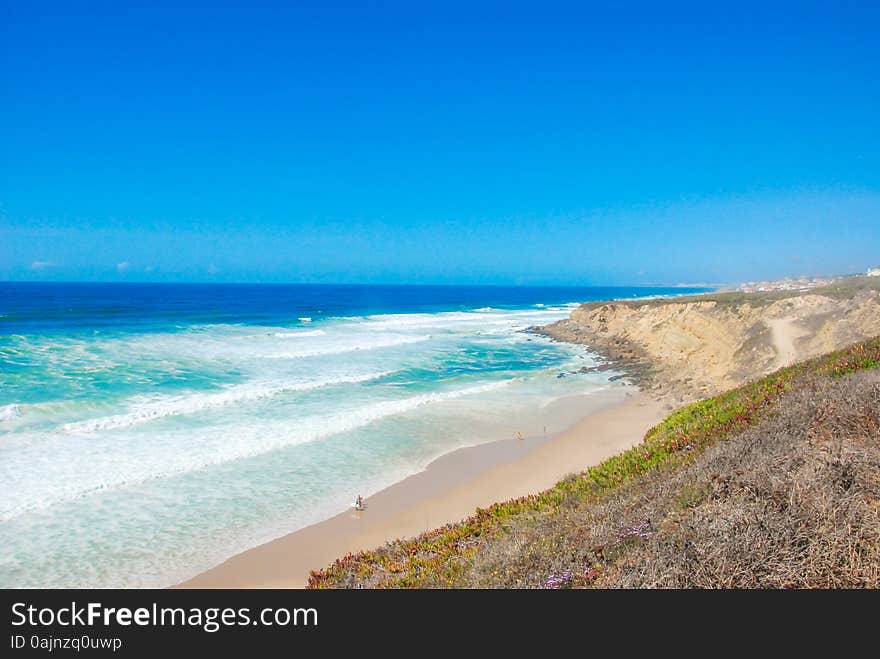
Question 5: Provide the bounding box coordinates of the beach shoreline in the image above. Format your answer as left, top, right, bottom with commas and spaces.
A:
179, 387, 665, 589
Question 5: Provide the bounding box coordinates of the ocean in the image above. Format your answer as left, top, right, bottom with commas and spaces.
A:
0, 282, 710, 587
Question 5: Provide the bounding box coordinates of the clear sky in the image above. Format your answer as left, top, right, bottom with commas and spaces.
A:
2, 1, 878, 285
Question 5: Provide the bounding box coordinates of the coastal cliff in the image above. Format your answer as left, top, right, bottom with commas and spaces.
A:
535, 276, 880, 402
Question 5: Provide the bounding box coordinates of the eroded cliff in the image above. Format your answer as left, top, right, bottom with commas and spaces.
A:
536, 276, 880, 402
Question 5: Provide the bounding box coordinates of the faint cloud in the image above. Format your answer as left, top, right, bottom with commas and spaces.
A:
144, 265, 154, 273
207, 264, 219, 275
116, 261, 130, 272
30, 261, 56, 270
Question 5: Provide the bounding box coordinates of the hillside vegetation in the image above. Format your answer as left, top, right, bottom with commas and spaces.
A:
309, 337, 880, 588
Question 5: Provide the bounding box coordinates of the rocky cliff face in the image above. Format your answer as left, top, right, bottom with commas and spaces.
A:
536, 280, 880, 403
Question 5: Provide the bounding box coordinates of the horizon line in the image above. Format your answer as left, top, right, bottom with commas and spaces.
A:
0, 279, 725, 289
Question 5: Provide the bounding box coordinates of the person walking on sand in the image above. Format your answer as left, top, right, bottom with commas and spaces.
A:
516, 431, 523, 441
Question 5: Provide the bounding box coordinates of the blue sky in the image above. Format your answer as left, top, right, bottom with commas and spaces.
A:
2, 1, 878, 285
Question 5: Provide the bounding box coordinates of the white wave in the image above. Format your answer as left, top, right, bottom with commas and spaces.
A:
360, 314, 508, 331
359, 308, 574, 332
0, 403, 22, 422
272, 330, 325, 338
360, 312, 484, 329
298, 317, 312, 323
62, 371, 393, 434
263, 334, 430, 359
62, 308, 569, 365
1, 379, 515, 520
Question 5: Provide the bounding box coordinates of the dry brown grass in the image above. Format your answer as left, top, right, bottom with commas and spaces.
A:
602, 371, 880, 588
458, 370, 880, 588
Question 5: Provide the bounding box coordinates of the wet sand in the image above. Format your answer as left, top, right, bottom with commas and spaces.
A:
180, 389, 665, 588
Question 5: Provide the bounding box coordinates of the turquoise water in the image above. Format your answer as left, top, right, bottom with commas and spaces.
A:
0, 283, 709, 587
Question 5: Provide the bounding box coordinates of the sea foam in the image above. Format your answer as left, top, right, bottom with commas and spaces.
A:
0, 403, 22, 422
262, 333, 430, 359
2, 379, 516, 521
61, 371, 393, 434
272, 330, 325, 338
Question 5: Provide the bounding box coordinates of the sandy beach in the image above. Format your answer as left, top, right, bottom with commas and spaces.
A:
180, 388, 665, 588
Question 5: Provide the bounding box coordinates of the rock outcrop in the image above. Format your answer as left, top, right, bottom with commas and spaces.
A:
535, 277, 880, 402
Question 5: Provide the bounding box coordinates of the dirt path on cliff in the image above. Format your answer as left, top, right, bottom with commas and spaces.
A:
766, 317, 809, 370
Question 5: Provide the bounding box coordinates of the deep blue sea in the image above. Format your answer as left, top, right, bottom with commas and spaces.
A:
0, 282, 710, 587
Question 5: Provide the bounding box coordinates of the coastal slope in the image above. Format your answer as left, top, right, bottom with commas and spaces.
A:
535, 276, 880, 402
309, 337, 880, 588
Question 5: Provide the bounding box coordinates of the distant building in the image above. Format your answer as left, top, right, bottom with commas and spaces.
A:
737, 275, 835, 293
867, 266, 880, 277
